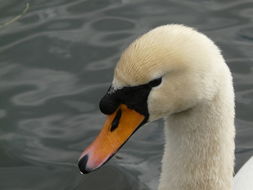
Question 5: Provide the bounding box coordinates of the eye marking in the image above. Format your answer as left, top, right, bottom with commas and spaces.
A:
149, 77, 162, 87
100, 77, 162, 117
110, 109, 122, 132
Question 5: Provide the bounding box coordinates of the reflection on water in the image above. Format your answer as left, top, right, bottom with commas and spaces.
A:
0, 0, 253, 189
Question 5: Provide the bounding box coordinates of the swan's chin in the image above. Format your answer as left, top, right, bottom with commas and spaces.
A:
78, 104, 146, 174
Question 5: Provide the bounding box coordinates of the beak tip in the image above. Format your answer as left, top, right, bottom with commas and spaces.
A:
78, 154, 91, 174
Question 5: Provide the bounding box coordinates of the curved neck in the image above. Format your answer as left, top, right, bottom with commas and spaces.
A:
158, 88, 235, 190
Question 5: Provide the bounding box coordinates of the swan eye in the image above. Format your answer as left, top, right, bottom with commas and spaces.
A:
99, 78, 161, 116
149, 77, 162, 87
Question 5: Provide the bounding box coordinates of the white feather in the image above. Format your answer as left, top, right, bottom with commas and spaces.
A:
233, 156, 253, 190
112, 24, 252, 190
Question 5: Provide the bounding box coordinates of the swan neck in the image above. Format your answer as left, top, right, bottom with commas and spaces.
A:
158, 92, 235, 190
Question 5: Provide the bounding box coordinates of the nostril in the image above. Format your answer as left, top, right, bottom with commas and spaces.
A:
110, 109, 122, 132
78, 155, 90, 174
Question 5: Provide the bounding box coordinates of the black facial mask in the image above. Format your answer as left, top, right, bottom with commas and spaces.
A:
99, 77, 162, 120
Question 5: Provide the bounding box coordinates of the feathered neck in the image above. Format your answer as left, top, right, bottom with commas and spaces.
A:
158, 78, 235, 190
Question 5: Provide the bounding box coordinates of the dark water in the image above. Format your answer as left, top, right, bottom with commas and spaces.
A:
0, 0, 253, 189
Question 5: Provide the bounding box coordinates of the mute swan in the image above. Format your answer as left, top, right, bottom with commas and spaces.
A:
78, 24, 253, 190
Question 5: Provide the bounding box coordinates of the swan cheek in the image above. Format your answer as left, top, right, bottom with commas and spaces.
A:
147, 88, 175, 121
78, 104, 145, 174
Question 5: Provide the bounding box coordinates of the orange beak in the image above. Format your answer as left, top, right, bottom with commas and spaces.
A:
78, 104, 145, 174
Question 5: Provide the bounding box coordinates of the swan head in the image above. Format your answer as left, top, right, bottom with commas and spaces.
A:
78, 24, 226, 174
